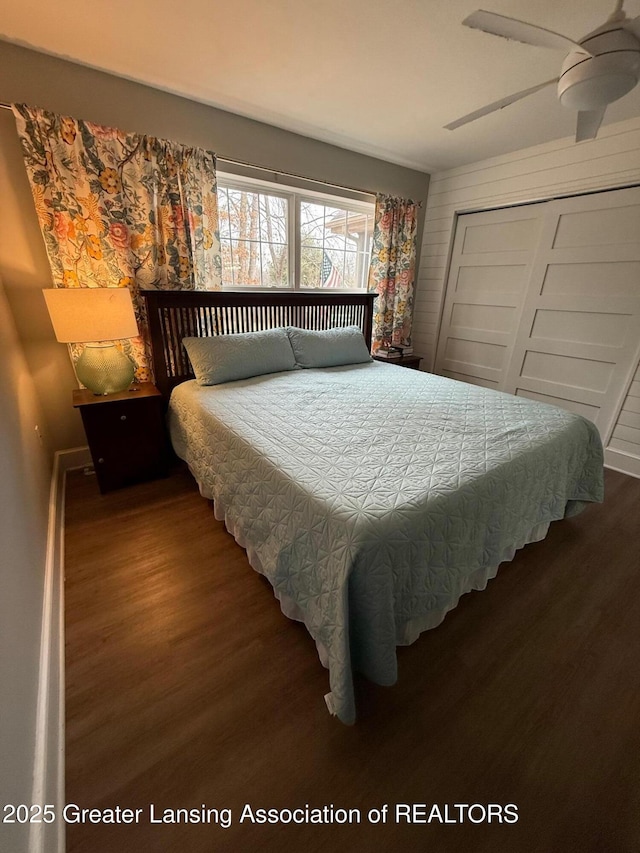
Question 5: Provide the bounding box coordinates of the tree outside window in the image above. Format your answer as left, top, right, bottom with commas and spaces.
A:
218, 175, 374, 290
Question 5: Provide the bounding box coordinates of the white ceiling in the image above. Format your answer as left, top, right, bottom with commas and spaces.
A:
2, 0, 640, 173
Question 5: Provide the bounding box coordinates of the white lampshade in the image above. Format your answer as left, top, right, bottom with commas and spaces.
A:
43, 287, 139, 342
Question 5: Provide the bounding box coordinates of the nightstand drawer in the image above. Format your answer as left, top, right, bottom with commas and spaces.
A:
82, 398, 159, 441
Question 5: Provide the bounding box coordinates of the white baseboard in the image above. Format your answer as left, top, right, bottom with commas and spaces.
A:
604, 447, 640, 480
57, 445, 92, 473
29, 446, 89, 853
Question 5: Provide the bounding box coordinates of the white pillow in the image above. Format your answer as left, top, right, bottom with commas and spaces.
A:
183, 328, 296, 386
287, 325, 372, 368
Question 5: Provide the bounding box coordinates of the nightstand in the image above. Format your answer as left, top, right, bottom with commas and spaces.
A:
373, 354, 423, 370
73, 383, 171, 493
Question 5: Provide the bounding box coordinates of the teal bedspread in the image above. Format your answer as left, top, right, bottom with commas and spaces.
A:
168, 363, 604, 724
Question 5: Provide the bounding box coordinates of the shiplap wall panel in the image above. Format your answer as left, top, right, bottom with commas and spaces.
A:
414, 116, 640, 477
423, 127, 640, 205
624, 395, 640, 415
609, 364, 640, 467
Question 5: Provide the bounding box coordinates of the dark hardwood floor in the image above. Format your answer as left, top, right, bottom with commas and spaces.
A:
64, 465, 640, 853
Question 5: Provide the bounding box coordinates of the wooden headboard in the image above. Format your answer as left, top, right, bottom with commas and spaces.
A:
142, 290, 376, 398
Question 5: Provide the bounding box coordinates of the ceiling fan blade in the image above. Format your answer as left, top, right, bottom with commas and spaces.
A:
445, 78, 558, 131
576, 107, 607, 142
463, 10, 592, 56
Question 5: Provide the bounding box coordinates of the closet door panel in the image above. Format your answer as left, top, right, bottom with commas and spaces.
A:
541, 261, 640, 298
530, 309, 632, 348
552, 202, 640, 248
435, 205, 545, 389
514, 388, 600, 421
504, 187, 640, 439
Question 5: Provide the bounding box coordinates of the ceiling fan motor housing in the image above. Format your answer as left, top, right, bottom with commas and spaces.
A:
558, 23, 640, 111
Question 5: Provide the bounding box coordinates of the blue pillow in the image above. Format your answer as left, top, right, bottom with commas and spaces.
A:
287, 325, 372, 368
183, 328, 296, 386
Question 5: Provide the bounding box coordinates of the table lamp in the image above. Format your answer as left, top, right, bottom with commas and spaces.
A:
43, 287, 139, 395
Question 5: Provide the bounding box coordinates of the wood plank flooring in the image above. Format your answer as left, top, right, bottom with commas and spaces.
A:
64, 465, 640, 853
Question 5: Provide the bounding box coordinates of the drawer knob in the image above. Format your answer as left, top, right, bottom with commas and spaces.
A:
98, 458, 105, 464
120, 414, 127, 421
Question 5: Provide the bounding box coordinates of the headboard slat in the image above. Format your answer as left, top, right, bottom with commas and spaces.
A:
142, 290, 376, 398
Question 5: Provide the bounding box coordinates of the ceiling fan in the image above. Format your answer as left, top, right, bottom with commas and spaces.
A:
445, 0, 640, 141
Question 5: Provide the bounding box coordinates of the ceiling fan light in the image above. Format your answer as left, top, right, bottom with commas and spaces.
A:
559, 67, 639, 109
558, 41, 640, 110
557, 22, 640, 110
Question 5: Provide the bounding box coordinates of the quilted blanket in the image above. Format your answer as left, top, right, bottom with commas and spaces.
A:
168, 363, 604, 723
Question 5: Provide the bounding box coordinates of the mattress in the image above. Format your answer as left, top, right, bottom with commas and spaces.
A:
168, 362, 604, 723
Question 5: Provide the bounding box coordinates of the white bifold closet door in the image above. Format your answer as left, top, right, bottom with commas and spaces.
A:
435, 185, 640, 466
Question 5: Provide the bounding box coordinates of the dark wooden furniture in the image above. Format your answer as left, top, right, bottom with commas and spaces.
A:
73, 383, 170, 493
373, 353, 423, 370
142, 290, 377, 398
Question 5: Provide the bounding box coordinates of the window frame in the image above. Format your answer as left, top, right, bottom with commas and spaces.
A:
217, 171, 375, 292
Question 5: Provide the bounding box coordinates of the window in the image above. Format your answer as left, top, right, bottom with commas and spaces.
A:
217, 183, 289, 288
217, 173, 375, 290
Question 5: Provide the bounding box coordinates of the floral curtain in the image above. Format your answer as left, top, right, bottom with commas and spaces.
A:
367, 194, 418, 354
12, 104, 222, 381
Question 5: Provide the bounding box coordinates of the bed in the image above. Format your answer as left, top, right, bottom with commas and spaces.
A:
143, 290, 604, 724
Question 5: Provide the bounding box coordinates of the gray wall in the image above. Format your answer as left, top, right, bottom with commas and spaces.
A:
0, 276, 52, 853
0, 41, 430, 452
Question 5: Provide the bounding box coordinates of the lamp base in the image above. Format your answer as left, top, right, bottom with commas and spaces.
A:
76, 343, 135, 395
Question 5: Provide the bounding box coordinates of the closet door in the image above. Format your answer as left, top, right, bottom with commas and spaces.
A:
435, 186, 640, 449
504, 187, 640, 438
434, 205, 545, 389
